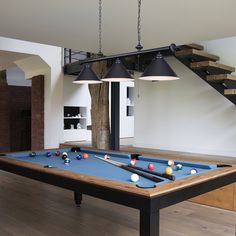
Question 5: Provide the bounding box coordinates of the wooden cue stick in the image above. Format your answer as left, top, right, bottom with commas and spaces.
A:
127, 164, 176, 181
94, 155, 164, 183
94, 155, 175, 181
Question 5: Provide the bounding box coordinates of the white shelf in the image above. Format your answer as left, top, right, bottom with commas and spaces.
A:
64, 117, 87, 119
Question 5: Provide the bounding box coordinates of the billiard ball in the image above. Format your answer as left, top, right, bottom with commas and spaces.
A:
83, 153, 89, 159
55, 151, 61, 156
175, 164, 183, 171
76, 154, 82, 160
130, 173, 139, 182
168, 160, 175, 167
62, 152, 68, 160
190, 168, 198, 175
165, 167, 173, 175
130, 159, 137, 166
46, 151, 52, 157
64, 158, 71, 165
148, 163, 155, 171
104, 154, 110, 160
29, 152, 36, 157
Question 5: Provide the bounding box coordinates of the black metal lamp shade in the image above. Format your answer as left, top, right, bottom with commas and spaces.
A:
102, 58, 134, 82
139, 53, 179, 81
73, 64, 102, 84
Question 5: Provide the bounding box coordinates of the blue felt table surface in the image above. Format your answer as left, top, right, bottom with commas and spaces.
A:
3, 148, 217, 188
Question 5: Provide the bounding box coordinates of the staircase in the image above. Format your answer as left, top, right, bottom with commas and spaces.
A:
175, 44, 236, 105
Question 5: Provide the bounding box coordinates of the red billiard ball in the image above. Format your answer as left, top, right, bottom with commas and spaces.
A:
83, 153, 89, 159
148, 163, 155, 171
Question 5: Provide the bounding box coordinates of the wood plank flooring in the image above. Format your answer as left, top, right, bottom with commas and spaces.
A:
0, 171, 235, 236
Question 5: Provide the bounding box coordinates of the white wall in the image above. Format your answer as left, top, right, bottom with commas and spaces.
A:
120, 82, 134, 138
63, 75, 91, 141
0, 37, 64, 149
134, 52, 236, 158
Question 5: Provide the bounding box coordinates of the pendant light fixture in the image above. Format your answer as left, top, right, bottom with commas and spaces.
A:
73, 63, 102, 84
139, 53, 179, 81
135, 0, 179, 81
72, 0, 179, 84
73, 0, 103, 84
102, 58, 134, 82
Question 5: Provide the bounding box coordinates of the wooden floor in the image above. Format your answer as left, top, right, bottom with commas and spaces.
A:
0, 171, 235, 236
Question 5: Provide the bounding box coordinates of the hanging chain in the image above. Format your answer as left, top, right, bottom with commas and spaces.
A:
136, 0, 143, 51
98, 0, 103, 57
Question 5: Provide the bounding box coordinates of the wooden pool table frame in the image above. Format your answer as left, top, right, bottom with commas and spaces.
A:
0, 149, 235, 236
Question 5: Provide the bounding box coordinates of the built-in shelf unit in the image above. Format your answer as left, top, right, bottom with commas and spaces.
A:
64, 106, 87, 130
126, 86, 134, 116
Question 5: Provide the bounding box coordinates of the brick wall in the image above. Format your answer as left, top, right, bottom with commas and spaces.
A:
9, 86, 31, 151
0, 84, 11, 152
31, 75, 44, 150
0, 73, 44, 152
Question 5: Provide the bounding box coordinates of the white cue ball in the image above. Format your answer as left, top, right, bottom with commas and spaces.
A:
104, 154, 110, 160
130, 173, 139, 182
190, 169, 197, 175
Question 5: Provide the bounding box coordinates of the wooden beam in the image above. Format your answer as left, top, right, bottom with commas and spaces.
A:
190, 61, 235, 74
175, 49, 219, 62
207, 74, 236, 82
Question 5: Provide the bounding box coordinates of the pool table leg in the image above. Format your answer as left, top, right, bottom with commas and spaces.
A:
140, 209, 160, 236
74, 191, 82, 207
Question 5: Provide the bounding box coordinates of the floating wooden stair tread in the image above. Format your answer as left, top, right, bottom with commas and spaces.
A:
207, 74, 236, 82
184, 43, 204, 50
175, 49, 219, 62
190, 61, 235, 74
224, 89, 236, 95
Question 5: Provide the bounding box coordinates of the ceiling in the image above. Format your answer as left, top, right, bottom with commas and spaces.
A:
0, 0, 236, 54
0, 51, 32, 70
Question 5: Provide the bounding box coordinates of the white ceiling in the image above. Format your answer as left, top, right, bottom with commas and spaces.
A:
0, 51, 31, 70
1, 0, 236, 54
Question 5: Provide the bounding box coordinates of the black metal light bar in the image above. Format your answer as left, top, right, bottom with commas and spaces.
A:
78, 45, 176, 65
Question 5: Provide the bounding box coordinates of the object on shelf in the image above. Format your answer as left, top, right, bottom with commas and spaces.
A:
77, 123, 82, 129
127, 98, 131, 105
70, 124, 74, 129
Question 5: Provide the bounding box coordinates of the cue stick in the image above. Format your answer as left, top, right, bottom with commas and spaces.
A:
94, 155, 164, 183
94, 155, 175, 181
127, 164, 175, 181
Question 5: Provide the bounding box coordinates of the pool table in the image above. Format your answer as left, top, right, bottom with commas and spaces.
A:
0, 147, 235, 236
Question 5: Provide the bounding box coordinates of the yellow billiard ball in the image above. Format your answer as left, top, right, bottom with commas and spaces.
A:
165, 167, 173, 175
